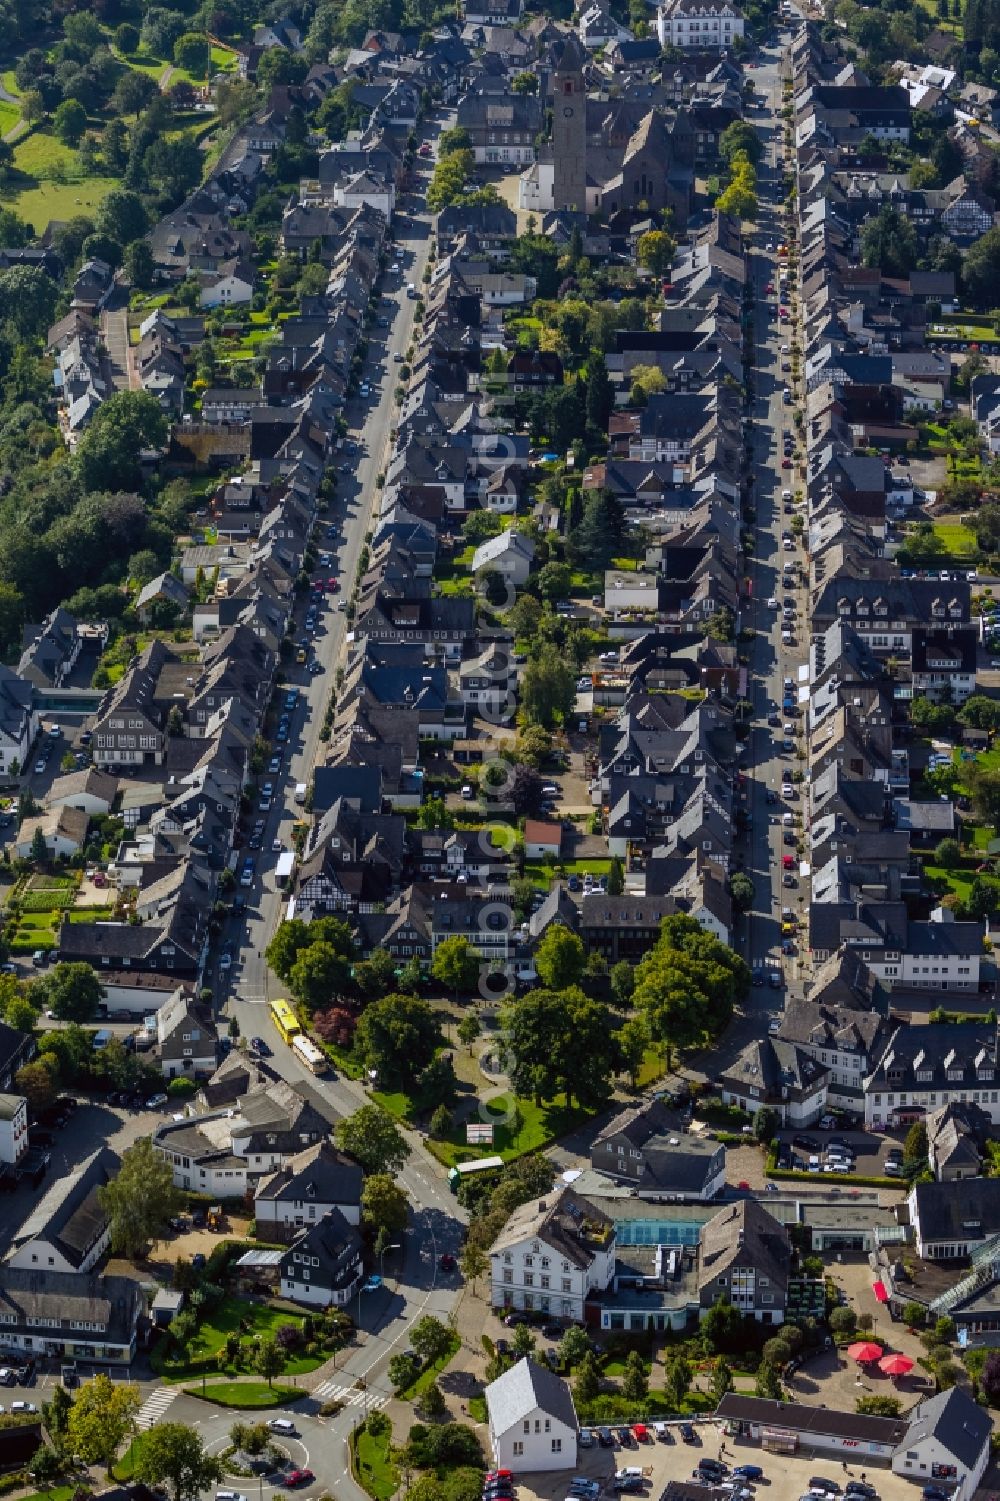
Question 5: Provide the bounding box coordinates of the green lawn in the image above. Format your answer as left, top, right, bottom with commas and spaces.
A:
0, 100, 20, 138
932, 521, 979, 558
155, 1296, 316, 1382
114, 1431, 156, 1482
425, 1092, 598, 1169
211, 45, 240, 71
186, 1381, 302, 1409
4, 177, 120, 232
523, 858, 613, 883
17, 1490, 74, 1501
635, 1046, 667, 1089
354, 1422, 398, 1501
114, 47, 170, 81
67, 906, 115, 923
398, 1332, 460, 1399
12, 130, 77, 177
922, 863, 975, 904
20, 890, 76, 912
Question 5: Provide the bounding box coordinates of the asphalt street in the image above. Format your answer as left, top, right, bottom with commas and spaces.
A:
720, 30, 809, 1066
195, 111, 469, 1499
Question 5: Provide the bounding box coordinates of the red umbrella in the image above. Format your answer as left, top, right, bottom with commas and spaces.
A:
879, 1354, 914, 1377
847, 1341, 884, 1363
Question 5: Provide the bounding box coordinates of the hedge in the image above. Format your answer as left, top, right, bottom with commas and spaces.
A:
766, 1166, 897, 1190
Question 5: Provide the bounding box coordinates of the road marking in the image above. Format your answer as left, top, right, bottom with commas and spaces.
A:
136, 1386, 178, 1430
312, 1380, 388, 1410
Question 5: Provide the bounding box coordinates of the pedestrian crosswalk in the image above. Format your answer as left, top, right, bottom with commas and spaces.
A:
312, 1379, 389, 1410
137, 1387, 178, 1431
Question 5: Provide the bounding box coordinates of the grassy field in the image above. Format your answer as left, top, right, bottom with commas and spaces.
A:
4, 177, 120, 232
114, 47, 169, 81
635, 1046, 667, 1089
0, 100, 20, 138
932, 521, 979, 557
354, 1421, 398, 1501
187, 1381, 302, 1408
12, 130, 77, 177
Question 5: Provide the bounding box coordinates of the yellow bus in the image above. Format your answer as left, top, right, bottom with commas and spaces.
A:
269, 998, 301, 1045
292, 1035, 326, 1075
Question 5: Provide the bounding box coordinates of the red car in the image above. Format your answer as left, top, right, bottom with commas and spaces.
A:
765, 282, 775, 293
782, 855, 795, 869
781, 458, 792, 468
329, 577, 340, 591
286, 1471, 314, 1487
485, 1474, 513, 1485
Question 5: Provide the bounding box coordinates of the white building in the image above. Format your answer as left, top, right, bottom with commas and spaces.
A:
890, 1388, 992, 1501
0, 667, 39, 780
489, 1187, 616, 1323
657, 0, 744, 49
277, 1211, 364, 1308
6, 1149, 112, 1275
604, 569, 664, 614
255, 1141, 363, 1241
863, 1017, 1000, 1131
0, 1094, 27, 1165
518, 162, 604, 215
153, 1078, 331, 1196
486, 1358, 578, 1474
865, 912, 983, 995
199, 266, 254, 309
332, 170, 395, 221
472, 530, 536, 587
776, 1000, 889, 1113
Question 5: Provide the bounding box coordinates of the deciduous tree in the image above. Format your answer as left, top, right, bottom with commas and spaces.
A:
636, 229, 676, 277
361, 1172, 408, 1235
353, 994, 441, 1087
410, 1316, 453, 1366
98, 1136, 182, 1257
133, 1424, 223, 1501
66, 1374, 140, 1473
334, 1105, 410, 1175
534, 923, 585, 990
431, 935, 481, 999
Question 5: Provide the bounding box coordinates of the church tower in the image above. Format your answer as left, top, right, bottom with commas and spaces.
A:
550, 34, 588, 216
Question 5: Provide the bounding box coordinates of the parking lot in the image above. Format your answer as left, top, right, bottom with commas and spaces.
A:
773, 1127, 905, 1179
508, 1421, 940, 1501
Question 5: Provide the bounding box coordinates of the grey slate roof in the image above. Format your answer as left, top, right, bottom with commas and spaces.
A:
11, 1147, 114, 1269
894, 1387, 991, 1470
486, 1356, 578, 1436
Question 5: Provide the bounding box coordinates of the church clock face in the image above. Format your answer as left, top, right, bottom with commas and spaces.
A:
563, 105, 574, 115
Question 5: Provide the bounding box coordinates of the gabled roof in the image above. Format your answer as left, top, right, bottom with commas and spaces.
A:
256, 1140, 363, 1209
698, 1199, 791, 1292
894, 1385, 991, 1469
486, 1356, 578, 1437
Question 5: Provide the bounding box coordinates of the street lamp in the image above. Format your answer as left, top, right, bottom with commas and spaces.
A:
380, 1242, 401, 1281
